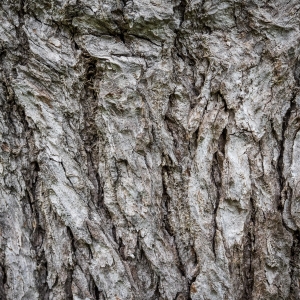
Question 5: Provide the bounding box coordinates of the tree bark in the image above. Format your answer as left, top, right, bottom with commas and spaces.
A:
0, 0, 300, 299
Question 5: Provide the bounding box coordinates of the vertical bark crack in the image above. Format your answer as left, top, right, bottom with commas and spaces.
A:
161, 164, 186, 278
174, 0, 187, 26
27, 163, 50, 300
91, 277, 101, 300
0, 264, 7, 300
211, 128, 226, 258
242, 196, 255, 299
65, 227, 75, 299
16, 0, 30, 65
80, 56, 103, 205
289, 231, 300, 299
277, 95, 296, 211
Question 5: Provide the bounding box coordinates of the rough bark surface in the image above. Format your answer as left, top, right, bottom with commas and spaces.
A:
0, 0, 300, 299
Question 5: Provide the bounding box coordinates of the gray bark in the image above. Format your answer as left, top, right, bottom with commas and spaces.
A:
0, 0, 300, 299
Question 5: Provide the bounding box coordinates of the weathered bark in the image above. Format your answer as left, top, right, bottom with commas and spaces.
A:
0, 0, 300, 299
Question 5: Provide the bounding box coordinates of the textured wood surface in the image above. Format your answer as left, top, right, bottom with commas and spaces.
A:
0, 0, 300, 299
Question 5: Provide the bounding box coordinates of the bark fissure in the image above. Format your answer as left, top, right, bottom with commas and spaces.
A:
0, 264, 7, 300
278, 95, 296, 209
211, 128, 226, 258
16, 0, 30, 65
80, 57, 102, 204
65, 227, 75, 300
289, 231, 300, 299
211, 151, 221, 258
161, 165, 186, 280
242, 196, 255, 300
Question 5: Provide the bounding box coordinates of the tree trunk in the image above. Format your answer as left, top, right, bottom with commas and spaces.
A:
0, 0, 300, 299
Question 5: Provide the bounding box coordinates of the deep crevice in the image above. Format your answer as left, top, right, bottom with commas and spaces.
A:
65, 227, 75, 299
118, 32, 126, 44
241, 196, 255, 300
161, 164, 187, 286
95, 287, 100, 300
121, 0, 128, 7
289, 230, 300, 299
211, 128, 226, 258
34, 250, 49, 300
16, 0, 30, 65
64, 269, 74, 300
118, 237, 126, 261
293, 58, 300, 86
79, 55, 107, 212
128, 33, 161, 47
67, 226, 76, 255
0, 264, 7, 300
277, 95, 296, 211
211, 151, 221, 258
174, 0, 187, 26
91, 276, 101, 300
